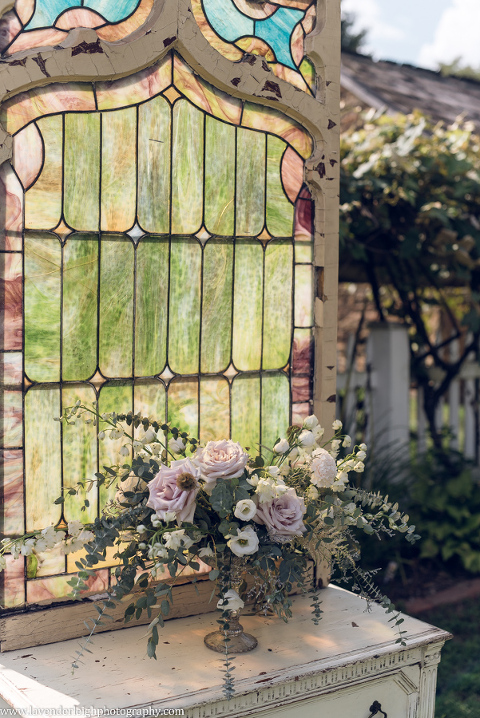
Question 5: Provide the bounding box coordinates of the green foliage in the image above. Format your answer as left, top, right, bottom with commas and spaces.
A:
340, 111, 480, 445
341, 12, 368, 54
439, 56, 480, 81
409, 450, 480, 573
411, 598, 480, 717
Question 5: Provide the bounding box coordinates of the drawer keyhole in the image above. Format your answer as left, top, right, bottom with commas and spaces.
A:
368, 701, 387, 717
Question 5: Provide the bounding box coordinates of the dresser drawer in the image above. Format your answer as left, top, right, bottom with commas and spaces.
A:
256, 672, 419, 718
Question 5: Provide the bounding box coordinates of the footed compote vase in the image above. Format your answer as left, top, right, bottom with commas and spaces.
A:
204, 557, 258, 654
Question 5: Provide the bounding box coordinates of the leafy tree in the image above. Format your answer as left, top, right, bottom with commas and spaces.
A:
341, 11, 368, 54
439, 57, 480, 81
340, 111, 480, 448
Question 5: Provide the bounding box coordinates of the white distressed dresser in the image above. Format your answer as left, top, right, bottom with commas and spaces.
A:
0, 586, 450, 718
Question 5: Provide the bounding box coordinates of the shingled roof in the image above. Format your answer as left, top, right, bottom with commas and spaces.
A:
341, 51, 480, 128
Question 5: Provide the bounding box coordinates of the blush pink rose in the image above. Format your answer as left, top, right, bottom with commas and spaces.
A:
194, 440, 248, 493
147, 458, 200, 524
254, 488, 306, 539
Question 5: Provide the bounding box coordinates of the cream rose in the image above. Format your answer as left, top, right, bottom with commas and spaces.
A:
310, 448, 337, 488
254, 488, 306, 539
147, 458, 200, 524
194, 440, 248, 493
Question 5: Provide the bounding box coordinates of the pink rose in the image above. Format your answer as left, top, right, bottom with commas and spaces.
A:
254, 488, 306, 539
194, 440, 248, 493
147, 458, 200, 524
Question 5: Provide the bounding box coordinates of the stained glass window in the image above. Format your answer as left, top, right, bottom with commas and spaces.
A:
0, 0, 152, 55
192, 0, 317, 94
0, 51, 315, 609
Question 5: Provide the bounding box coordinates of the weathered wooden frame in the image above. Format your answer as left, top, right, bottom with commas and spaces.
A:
0, 0, 340, 650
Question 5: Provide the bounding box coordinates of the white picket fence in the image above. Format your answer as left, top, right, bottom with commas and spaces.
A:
337, 324, 480, 466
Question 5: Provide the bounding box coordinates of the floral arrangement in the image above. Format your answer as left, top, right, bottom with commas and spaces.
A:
0, 406, 418, 697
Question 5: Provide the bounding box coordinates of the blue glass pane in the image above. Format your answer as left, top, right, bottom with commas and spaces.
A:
202, 0, 253, 42
255, 7, 304, 70
25, 0, 78, 29
25, 0, 141, 29
84, 0, 141, 22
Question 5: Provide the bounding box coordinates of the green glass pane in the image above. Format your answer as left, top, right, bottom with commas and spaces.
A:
169, 238, 201, 374
236, 127, 265, 236
200, 377, 229, 443
263, 239, 293, 370
98, 382, 132, 508
99, 235, 134, 378
231, 374, 260, 455
101, 107, 137, 232
261, 372, 290, 452
63, 235, 98, 381
295, 241, 313, 264
134, 381, 166, 427
266, 135, 294, 237
167, 378, 198, 437
201, 239, 233, 374
25, 233, 61, 382
25, 387, 62, 531
64, 113, 100, 231
25, 115, 62, 230
138, 96, 171, 234
295, 264, 314, 327
135, 238, 169, 377
232, 241, 263, 371
62, 384, 97, 524
171, 100, 204, 235
204, 117, 235, 236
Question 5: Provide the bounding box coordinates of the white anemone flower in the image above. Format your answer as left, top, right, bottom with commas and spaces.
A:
227, 525, 259, 557
234, 499, 257, 522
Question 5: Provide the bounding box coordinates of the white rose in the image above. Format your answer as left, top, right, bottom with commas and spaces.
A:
217, 589, 244, 612
298, 430, 315, 447
227, 525, 259, 557
273, 438, 290, 454
303, 414, 319, 430
332, 419, 343, 431
169, 437, 186, 454
234, 499, 257, 521
310, 448, 337, 488
194, 440, 248, 493
342, 435, 352, 448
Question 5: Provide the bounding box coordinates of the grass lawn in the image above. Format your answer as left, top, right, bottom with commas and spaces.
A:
414, 598, 480, 717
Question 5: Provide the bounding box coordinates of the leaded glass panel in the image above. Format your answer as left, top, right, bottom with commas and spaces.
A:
0, 51, 315, 608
